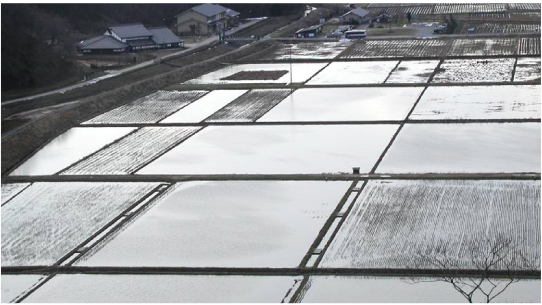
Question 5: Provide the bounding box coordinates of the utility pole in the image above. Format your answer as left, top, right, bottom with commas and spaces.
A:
289, 44, 293, 90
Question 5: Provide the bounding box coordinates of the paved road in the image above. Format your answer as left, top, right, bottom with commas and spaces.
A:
2, 18, 264, 106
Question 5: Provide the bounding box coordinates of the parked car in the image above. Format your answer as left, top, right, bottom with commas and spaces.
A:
434, 24, 447, 34
337, 25, 353, 33
467, 27, 475, 34
327, 31, 342, 38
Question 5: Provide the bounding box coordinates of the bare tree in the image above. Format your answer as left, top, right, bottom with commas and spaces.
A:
407, 235, 539, 303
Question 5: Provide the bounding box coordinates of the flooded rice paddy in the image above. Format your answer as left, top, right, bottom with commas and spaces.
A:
60, 127, 200, 175
1, 275, 45, 303
376, 123, 540, 173
76, 181, 350, 268
385, 60, 439, 83
160, 90, 247, 123
10, 127, 136, 176
205, 89, 292, 122
259, 87, 423, 122
2, 35, 540, 302
307, 61, 399, 85
137, 125, 398, 175
23, 274, 298, 303
83, 90, 207, 124
410, 85, 541, 120
259, 42, 349, 60
298, 276, 541, 303
184, 63, 327, 84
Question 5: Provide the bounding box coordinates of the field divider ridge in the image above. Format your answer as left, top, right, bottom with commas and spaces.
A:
128, 127, 206, 174
76, 117, 541, 129
298, 180, 359, 268
1, 182, 33, 207
383, 60, 402, 84
13, 183, 173, 303
3, 266, 539, 279
301, 61, 332, 85
4, 173, 540, 184
51, 183, 172, 267
200, 89, 253, 122
252, 88, 299, 122
511, 56, 519, 82
290, 180, 368, 302
165, 80, 541, 92
368, 57, 446, 174
155, 90, 212, 124
52, 127, 143, 176
12, 274, 57, 303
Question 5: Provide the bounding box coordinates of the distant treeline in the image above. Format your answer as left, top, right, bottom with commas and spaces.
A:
36, 3, 305, 35
2, 4, 77, 92
1, 3, 303, 93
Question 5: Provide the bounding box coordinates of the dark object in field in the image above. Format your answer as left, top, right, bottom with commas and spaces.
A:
434, 24, 448, 34
220, 70, 288, 81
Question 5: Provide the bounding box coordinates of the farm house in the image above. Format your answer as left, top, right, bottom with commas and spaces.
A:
76, 35, 128, 54
78, 23, 183, 54
340, 8, 371, 24
295, 24, 323, 38
175, 4, 240, 35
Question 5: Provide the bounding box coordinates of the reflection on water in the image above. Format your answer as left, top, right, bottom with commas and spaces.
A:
10, 127, 135, 176
300, 276, 541, 303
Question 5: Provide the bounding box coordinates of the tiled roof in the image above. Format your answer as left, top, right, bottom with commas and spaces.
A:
127, 38, 156, 47
295, 24, 322, 34
78, 35, 128, 50
109, 23, 153, 39
191, 3, 227, 17
225, 8, 240, 18
148, 27, 183, 44
342, 8, 370, 18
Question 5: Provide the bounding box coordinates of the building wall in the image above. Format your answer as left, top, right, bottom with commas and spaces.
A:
340, 13, 366, 24
177, 11, 210, 34
296, 29, 320, 38
226, 16, 239, 28
157, 42, 184, 49
81, 48, 126, 54
104, 30, 123, 42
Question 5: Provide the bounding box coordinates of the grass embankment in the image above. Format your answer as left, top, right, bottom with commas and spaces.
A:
1, 63, 94, 101
1, 43, 233, 121
230, 14, 303, 38
272, 7, 334, 38
367, 28, 419, 36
